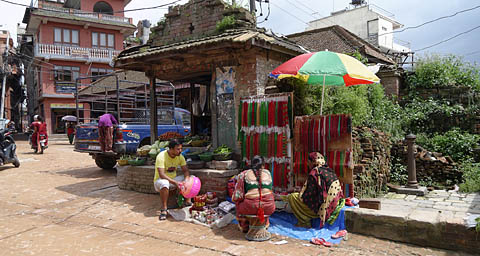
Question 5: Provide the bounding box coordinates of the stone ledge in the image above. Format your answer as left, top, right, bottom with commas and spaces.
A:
345, 207, 480, 254
116, 165, 239, 200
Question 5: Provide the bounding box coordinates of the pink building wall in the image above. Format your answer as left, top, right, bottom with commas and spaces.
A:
34, 0, 131, 134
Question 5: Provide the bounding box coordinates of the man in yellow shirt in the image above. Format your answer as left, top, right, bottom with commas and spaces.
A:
154, 139, 191, 220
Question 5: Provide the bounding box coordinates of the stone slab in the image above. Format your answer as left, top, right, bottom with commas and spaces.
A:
393, 186, 428, 196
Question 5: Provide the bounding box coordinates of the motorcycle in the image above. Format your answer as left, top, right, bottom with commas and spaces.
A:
28, 129, 48, 154
0, 128, 20, 167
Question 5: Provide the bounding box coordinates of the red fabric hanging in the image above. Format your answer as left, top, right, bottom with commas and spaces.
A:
246, 135, 251, 160
335, 150, 342, 178
242, 102, 248, 128
313, 119, 319, 152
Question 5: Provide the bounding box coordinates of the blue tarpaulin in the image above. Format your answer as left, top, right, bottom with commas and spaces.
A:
267, 207, 350, 244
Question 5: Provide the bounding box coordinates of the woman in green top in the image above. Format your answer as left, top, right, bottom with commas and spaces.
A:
232, 156, 275, 235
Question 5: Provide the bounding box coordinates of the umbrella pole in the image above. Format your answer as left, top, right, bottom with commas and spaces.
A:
320, 75, 326, 116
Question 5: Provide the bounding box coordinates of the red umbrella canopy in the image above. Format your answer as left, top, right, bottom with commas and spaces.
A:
270, 51, 380, 86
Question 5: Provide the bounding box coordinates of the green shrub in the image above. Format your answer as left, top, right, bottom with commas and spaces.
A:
389, 157, 408, 185
401, 98, 479, 134
415, 128, 480, 162
407, 54, 480, 90
459, 162, 480, 193
216, 15, 236, 33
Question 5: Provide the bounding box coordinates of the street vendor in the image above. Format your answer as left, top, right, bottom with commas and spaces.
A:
232, 156, 275, 241
278, 152, 344, 228
154, 139, 192, 221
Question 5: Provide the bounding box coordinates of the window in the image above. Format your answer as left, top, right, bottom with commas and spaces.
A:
54, 66, 80, 82
54, 28, 79, 45
91, 67, 113, 82
382, 26, 388, 31
92, 32, 114, 49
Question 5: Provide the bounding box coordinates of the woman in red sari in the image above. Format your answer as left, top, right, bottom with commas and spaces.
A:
232, 156, 275, 241
30, 115, 48, 153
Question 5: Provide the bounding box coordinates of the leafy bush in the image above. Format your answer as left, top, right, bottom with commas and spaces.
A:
415, 128, 480, 163
407, 54, 480, 90
216, 15, 236, 33
459, 162, 480, 193
401, 98, 479, 134
389, 157, 408, 185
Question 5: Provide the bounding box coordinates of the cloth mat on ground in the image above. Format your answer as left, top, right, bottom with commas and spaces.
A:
266, 207, 351, 244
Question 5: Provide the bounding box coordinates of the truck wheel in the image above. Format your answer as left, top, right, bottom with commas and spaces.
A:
95, 156, 117, 169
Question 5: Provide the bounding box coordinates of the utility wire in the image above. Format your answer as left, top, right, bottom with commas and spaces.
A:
414, 24, 480, 52
257, 1, 271, 24
463, 50, 480, 56
271, 2, 308, 25
0, 0, 181, 14
377, 4, 480, 37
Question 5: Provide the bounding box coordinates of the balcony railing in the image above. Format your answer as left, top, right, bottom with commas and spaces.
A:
35, 43, 120, 63
41, 6, 132, 24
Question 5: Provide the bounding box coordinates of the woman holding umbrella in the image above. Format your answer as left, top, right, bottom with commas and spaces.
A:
61, 116, 77, 145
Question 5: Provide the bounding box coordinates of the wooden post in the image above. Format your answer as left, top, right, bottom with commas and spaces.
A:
190, 82, 195, 135
149, 74, 158, 145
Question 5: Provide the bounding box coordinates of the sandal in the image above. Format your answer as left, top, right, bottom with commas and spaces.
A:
159, 209, 167, 221
331, 230, 347, 239
183, 201, 193, 207
310, 238, 332, 247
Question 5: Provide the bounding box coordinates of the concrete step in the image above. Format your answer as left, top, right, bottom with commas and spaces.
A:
345, 191, 480, 254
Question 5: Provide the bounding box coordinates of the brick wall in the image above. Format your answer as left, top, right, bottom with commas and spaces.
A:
149, 0, 255, 47
116, 165, 239, 200
352, 127, 392, 198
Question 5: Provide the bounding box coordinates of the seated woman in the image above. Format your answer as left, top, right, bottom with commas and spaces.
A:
232, 156, 275, 241
280, 152, 343, 228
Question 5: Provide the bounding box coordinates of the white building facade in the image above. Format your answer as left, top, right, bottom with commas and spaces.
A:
307, 5, 410, 54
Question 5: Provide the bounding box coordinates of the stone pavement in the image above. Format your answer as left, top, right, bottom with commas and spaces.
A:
345, 190, 480, 254
0, 141, 476, 255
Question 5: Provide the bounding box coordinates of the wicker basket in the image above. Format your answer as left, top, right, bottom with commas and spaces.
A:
117, 159, 129, 166
198, 152, 213, 162
213, 152, 232, 161
128, 158, 146, 166
187, 160, 205, 169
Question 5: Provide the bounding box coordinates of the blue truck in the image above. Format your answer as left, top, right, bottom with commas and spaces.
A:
73, 74, 190, 169
74, 108, 191, 169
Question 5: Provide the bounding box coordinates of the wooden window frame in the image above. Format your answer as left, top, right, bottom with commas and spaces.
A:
92, 32, 115, 49
54, 28, 79, 46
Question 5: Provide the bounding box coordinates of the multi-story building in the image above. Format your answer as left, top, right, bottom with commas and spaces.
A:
306, 1, 411, 57
21, 0, 135, 134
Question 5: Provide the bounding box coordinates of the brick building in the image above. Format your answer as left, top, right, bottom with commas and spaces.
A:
21, 0, 135, 134
115, 0, 306, 150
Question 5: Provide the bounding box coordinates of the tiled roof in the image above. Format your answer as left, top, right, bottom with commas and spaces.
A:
287, 25, 394, 64
115, 29, 307, 62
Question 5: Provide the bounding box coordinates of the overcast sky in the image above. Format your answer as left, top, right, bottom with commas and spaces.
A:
1, 0, 479, 64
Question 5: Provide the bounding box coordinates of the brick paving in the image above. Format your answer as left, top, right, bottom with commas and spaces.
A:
0, 140, 475, 255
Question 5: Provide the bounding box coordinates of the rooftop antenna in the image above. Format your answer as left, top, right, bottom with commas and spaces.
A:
350, 0, 366, 8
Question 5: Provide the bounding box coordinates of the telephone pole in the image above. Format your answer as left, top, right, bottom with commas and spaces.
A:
1, 31, 9, 120
250, 0, 255, 13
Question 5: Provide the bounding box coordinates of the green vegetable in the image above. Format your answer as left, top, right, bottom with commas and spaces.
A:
214, 145, 232, 154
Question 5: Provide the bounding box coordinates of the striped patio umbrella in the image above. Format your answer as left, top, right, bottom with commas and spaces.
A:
270, 51, 380, 115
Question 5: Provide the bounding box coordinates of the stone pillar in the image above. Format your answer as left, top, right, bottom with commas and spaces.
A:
376, 68, 403, 97
406, 134, 418, 188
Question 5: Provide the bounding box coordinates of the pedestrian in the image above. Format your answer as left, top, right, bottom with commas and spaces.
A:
232, 156, 275, 241
66, 122, 75, 145
98, 113, 118, 152
153, 139, 192, 221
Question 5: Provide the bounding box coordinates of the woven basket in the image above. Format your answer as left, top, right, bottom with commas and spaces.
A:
128, 158, 146, 166
213, 152, 232, 161
198, 153, 213, 162
117, 159, 129, 166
